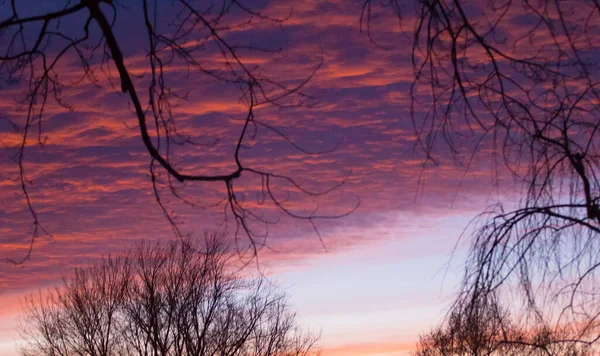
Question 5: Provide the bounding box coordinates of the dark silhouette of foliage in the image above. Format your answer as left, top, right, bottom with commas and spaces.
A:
19, 233, 320, 356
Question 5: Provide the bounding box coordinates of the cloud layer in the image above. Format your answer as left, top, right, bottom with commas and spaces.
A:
0, 0, 555, 354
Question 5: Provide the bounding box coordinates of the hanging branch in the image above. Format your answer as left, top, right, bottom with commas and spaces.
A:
0, 0, 356, 263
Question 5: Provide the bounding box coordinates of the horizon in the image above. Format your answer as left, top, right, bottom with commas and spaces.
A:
1, 1, 598, 355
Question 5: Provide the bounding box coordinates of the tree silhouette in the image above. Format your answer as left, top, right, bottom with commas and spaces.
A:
0, 0, 357, 263
19, 233, 320, 356
414, 298, 518, 356
362, 0, 600, 351
414, 296, 592, 356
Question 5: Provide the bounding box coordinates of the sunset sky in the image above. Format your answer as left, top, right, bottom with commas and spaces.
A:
0, 1, 532, 355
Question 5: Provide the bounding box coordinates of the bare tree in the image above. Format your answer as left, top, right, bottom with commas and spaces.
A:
361, 0, 600, 351
414, 297, 590, 356
414, 297, 518, 356
19, 233, 320, 356
0, 0, 357, 263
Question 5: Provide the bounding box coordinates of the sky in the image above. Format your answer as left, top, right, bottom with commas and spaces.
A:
0, 1, 534, 355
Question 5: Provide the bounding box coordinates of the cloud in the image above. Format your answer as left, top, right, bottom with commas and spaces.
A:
0, 0, 558, 355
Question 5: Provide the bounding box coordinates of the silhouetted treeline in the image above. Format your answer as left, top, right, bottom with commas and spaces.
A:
19, 234, 320, 356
